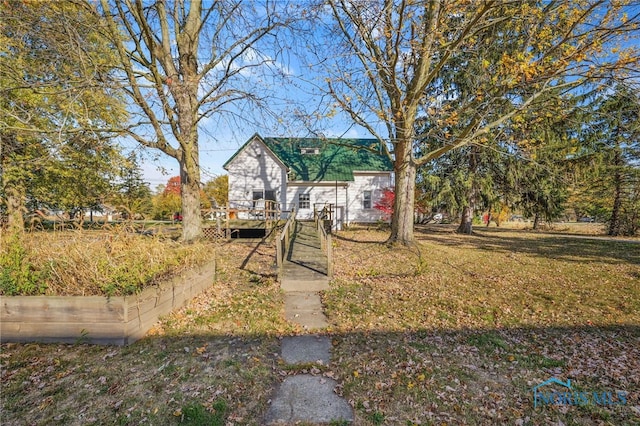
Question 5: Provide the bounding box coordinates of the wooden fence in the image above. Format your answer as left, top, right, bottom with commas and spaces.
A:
0, 259, 216, 345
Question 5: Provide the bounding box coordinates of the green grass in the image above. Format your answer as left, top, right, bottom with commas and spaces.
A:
467, 332, 509, 352
177, 401, 227, 425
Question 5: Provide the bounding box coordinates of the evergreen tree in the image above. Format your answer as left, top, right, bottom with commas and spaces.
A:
112, 152, 153, 219
503, 92, 578, 229
577, 83, 640, 235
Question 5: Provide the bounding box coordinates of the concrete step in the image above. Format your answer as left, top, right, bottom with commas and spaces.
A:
284, 292, 328, 330
281, 335, 331, 365
265, 375, 354, 424
281, 278, 329, 292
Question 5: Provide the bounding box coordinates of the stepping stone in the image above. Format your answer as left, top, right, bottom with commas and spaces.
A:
284, 293, 328, 330
281, 335, 331, 365
265, 374, 354, 424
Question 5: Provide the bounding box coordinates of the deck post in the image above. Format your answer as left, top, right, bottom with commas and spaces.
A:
284, 227, 289, 253
276, 231, 282, 271
225, 202, 231, 240
327, 233, 333, 278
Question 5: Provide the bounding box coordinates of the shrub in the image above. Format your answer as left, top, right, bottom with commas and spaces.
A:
0, 232, 47, 295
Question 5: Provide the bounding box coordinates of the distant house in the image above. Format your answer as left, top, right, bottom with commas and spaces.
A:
223, 134, 393, 226
83, 204, 116, 221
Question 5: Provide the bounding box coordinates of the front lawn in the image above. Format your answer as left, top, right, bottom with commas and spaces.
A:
325, 225, 640, 425
1, 238, 291, 425
325, 225, 640, 332
1, 225, 638, 425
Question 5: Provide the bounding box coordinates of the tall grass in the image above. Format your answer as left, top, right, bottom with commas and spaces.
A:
0, 226, 214, 296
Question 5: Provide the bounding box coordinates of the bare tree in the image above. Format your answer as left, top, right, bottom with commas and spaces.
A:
96, 0, 293, 241
310, 0, 640, 244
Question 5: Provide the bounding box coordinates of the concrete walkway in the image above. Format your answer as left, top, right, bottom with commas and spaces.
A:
265, 221, 353, 424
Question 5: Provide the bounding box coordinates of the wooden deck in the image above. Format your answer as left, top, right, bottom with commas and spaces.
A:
202, 218, 288, 240
227, 219, 286, 229
203, 202, 291, 240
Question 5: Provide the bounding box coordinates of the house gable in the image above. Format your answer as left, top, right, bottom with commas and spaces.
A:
223, 134, 288, 207
223, 133, 287, 172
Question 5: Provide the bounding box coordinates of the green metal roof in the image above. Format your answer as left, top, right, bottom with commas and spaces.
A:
224, 135, 393, 182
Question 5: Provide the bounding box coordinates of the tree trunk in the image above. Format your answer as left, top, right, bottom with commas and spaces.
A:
180, 144, 202, 242
457, 205, 473, 234
457, 146, 479, 235
174, 68, 202, 242
608, 148, 623, 236
2, 179, 25, 232
5, 189, 24, 232
389, 141, 416, 245
1, 134, 25, 233
533, 212, 540, 230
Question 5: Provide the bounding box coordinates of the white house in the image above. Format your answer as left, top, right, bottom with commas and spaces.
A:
223, 134, 393, 225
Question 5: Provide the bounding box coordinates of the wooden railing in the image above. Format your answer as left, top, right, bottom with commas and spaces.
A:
204, 201, 283, 239
314, 206, 333, 278
276, 207, 296, 278
225, 200, 281, 221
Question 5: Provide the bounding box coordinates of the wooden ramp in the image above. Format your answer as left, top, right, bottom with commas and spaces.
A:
281, 221, 329, 291
279, 221, 330, 330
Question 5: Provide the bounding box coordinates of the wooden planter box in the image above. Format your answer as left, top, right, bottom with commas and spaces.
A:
0, 260, 216, 345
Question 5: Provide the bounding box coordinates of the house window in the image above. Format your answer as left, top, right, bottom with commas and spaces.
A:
300, 147, 319, 155
253, 189, 276, 201
298, 193, 310, 209
363, 191, 372, 209
253, 189, 277, 210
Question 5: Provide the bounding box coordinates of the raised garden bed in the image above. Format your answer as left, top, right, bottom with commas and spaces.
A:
0, 260, 216, 345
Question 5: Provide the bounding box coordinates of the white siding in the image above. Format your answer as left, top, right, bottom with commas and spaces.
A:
225, 138, 287, 209
285, 172, 392, 223
346, 173, 392, 223
286, 184, 348, 220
